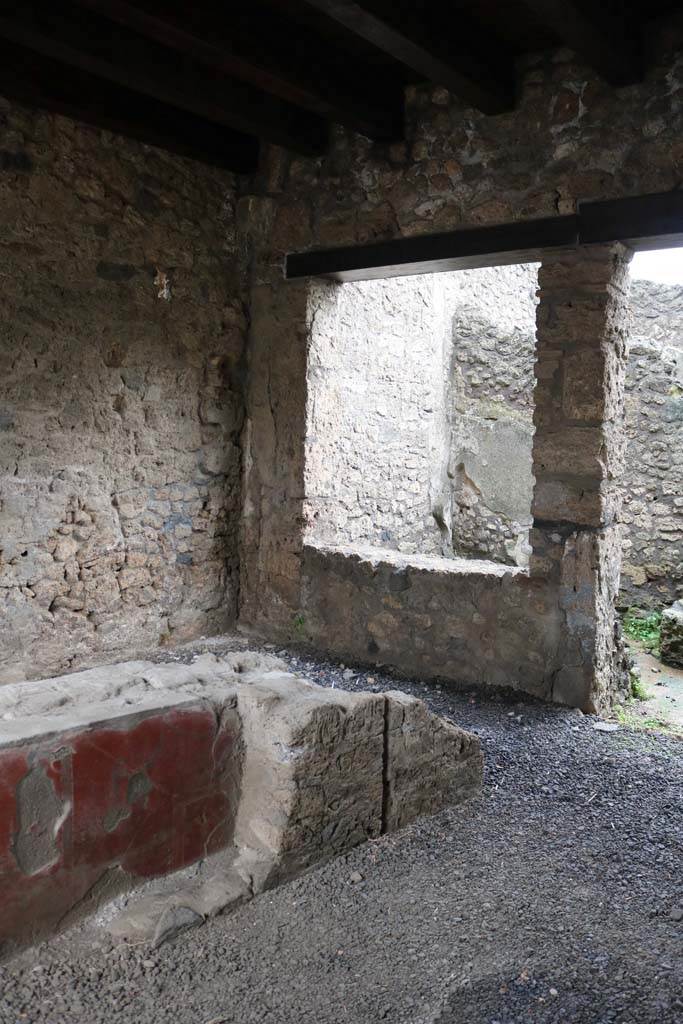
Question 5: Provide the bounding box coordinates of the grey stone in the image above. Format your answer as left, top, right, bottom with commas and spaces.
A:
13, 764, 69, 876
383, 690, 483, 832
152, 906, 203, 948
660, 601, 683, 668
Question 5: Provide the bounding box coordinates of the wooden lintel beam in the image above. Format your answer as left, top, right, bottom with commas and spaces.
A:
0, 39, 259, 172
0, 1, 328, 156
520, 1, 641, 85
286, 191, 683, 281
73, 0, 404, 141
286, 216, 579, 281
300, 0, 514, 115
579, 192, 683, 249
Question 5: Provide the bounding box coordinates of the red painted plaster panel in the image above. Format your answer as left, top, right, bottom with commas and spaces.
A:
0, 703, 241, 949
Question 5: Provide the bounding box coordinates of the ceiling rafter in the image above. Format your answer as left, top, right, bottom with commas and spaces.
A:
519, 0, 642, 85
0, 1, 328, 157
73, 0, 404, 141
0, 39, 259, 172
298, 0, 515, 114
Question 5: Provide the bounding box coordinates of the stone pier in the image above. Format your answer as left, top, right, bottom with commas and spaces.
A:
530, 245, 632, 710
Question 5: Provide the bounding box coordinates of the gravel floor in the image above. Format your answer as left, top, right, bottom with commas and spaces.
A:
2, 635, 682, 1024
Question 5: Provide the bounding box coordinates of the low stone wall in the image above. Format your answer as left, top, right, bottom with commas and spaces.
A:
300, 543, 563, 698
0, 652, 481, 953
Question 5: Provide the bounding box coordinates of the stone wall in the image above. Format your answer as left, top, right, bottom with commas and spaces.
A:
300, 246, 633, 713
301, 543, 562, 697
241, 30, 683, 704
304, 265, 538, 564
444, 273, 682, 605
305, 275, 451, 555
0, 98, 246, 683
621, 281, 683, 608
449, 274, 682, 608
304, 263, 681, 610
446, 266, 538, 566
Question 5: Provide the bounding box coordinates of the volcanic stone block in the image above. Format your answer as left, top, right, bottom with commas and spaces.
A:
231, 673, 387, 892
383, 691, 483, 832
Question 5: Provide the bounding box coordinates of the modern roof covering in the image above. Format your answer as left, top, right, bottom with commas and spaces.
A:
0, 1, 679, 170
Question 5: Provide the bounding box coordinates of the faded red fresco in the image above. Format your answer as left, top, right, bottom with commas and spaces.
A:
0, 704, 241, 948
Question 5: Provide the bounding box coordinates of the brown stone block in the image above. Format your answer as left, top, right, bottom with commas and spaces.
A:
531, 478, 617, 527
562, 348, 608, 421
382, 692, 483, 832
270, 201, 312, 253
533, 427, 613, 479
537, 247, 626, 291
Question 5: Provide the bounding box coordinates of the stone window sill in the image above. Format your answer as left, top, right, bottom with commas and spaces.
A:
303, 541, 528, 579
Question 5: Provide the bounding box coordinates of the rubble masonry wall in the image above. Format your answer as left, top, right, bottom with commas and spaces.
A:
0, 99, 247, 683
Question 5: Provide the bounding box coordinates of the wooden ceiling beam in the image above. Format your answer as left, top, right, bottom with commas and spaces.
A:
0, 39, 259, 172
579, 191, 683, 248
286, 191, 683, 282
0, 1, 328, 156
519, 1, 641, 85
299, 0, 515, 115
286, 216, 579, 281
73, 0, 404, 141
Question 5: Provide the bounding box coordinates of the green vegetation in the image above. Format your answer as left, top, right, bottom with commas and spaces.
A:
622, 609, 662, 655
614, 701, 675, 735
629, 670, 650, 702
292, 612, 306, 636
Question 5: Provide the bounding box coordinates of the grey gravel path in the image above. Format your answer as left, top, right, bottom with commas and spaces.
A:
1, 636, 681, 1024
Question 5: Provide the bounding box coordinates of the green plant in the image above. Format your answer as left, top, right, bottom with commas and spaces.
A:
615, 702, 676, 735
622, 609, 662, 654
292, 612, 306, 635
629, 670, 649, 701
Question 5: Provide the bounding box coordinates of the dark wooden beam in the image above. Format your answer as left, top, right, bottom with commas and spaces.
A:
299, 0, 514, 114
287, 190, 683, 281
519, 1, 641, 85
0, 38, 259, 172
579, 191, 683, 249
73, 0, 403, 141
0, 1, 328, 156
286, 216, 579, 281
